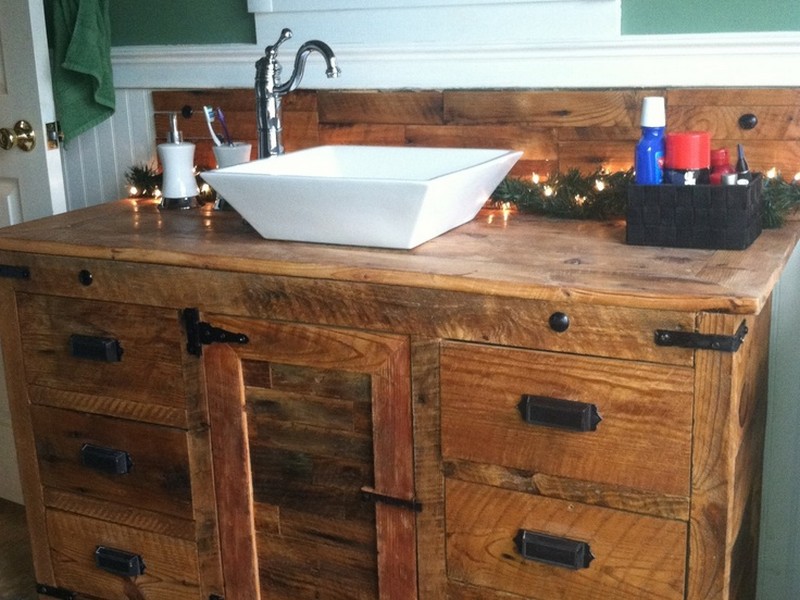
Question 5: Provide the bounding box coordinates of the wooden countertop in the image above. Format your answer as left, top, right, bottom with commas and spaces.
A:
0, 199, 798, 314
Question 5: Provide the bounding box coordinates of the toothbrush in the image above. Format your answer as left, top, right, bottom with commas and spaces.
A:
216, 107, 233, 146
202, 105, 222, 146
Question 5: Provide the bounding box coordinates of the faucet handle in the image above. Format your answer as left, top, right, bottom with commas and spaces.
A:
266, 28, 293, 58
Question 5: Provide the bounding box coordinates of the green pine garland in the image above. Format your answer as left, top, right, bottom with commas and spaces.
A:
492, 169, 800, 228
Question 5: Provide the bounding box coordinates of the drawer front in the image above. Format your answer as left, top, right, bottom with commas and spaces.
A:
46, 509, 199, 600
32, 405, 192, 520
445, 479, 686, 600
18, 293, 187, 416
441, 342, 693, 497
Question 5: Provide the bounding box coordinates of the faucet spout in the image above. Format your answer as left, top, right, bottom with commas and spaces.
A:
255, 29, 340, 159
277, 40, 341, 95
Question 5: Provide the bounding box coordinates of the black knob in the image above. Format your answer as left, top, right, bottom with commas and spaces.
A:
548, 312, 570, 333
738, 113, 758, 130
78, 269, 93, 286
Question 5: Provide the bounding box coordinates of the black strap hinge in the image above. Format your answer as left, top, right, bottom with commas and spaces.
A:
36, 583, 76, 600
183, 308, 249, 356
0, 264, 30, 279
361, 486, 422, 512
655, 320, 748, 353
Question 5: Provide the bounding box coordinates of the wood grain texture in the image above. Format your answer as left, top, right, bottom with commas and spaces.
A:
2, 203, 798, 315
444, 459, 690, 521
445, 479, 686, 600
687, 308, 771, 600
411, 339, 448, 599
17, 293, 187, 417
206, 317, 416, 599
155, 87, 800, 176
31, 405, 193, 519
441, 342, 694, 497
0, 285, 55, 584
46, 509, 200, 600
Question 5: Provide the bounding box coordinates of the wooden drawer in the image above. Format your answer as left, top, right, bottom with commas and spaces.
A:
445, 479, 686, 600
45, 509, 199, 600
18, 293, 188, 424
31, 405, 193, 521
441, 342, 693, 498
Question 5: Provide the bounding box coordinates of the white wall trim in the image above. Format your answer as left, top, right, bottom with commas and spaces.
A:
247, 0, 613, 12
112, 32, 800, 90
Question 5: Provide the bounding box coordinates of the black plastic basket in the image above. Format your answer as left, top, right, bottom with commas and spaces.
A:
626, 175, 763, 250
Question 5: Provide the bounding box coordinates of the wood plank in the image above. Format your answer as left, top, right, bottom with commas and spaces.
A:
557, 140, 635, 173
444, 459, 690, 521
667, 105, 800, 140
206, 344, 261, 598
405, 124, 558, 157
446, 479, 686, 600
411, 338, 447, 599
686, 308, 770, 600
28, 385, 188, 428
318, 90, 444, 125
667, 88, 800, 107
0, 285, 55, 584
318, 123, 407, 146
1, 206, 798, 315
443, 90, 660, 126
42, 488, 195, 540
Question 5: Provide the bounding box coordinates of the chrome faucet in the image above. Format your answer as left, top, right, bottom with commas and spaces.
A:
255, 28, 340, 159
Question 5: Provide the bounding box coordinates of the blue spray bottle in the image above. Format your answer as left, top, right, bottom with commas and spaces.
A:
634, 97, 666, 185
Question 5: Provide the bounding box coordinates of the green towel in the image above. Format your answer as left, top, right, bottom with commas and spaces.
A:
50, 0, 115, 143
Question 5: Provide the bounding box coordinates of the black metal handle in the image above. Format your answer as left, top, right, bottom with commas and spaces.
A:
514, 529, 594, 570
518, 395, 601, 432
0, 264, 30, 279
69, 334, 123, 362
80, 443, 132, 475
94, 546, 146, 577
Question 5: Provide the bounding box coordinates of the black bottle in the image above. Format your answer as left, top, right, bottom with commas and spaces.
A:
736, 144, 752, 183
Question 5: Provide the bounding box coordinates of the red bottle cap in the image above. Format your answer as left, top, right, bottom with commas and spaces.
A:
665, 131, 711, 169
710, 147, 730, 166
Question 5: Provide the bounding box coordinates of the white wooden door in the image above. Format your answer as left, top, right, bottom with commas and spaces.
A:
0, 0, 67, 503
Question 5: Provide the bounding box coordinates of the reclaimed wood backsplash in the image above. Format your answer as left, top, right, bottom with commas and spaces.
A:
153, 88, 800, 178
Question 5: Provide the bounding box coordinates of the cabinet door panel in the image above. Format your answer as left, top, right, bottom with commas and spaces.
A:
204, 316, 416, 600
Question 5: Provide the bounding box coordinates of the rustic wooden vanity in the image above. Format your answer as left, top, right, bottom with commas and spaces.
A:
1, 200, 797, 600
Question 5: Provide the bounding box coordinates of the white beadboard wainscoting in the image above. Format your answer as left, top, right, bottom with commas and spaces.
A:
60, 89, 156, 212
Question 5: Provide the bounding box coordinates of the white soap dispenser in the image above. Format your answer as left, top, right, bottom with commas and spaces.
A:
157, 113, 198, 209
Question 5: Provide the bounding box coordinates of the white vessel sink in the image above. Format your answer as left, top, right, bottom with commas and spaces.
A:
200, 145, 522, 249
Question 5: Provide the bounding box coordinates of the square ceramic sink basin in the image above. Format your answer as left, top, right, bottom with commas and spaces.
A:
200, 145, 522, 249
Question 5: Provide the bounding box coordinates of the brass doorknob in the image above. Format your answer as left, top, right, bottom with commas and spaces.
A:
0, 120, 36, 152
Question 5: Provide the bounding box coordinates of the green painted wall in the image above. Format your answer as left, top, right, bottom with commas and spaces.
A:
108, 0, 256, 46
622, 0, 800, 34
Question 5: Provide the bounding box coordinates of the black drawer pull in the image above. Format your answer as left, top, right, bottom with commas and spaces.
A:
69, 334, 123, 362
94, 546, 146, 577
518, 395, 601, 432
81, 443, 133, 475
514, 529, 594, 570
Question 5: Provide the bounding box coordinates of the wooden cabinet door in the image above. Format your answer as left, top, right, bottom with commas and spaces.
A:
201, 315, 416, 599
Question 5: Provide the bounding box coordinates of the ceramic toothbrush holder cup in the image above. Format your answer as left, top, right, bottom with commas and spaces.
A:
213, 142, 252, 168
212, 142, 252, 209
